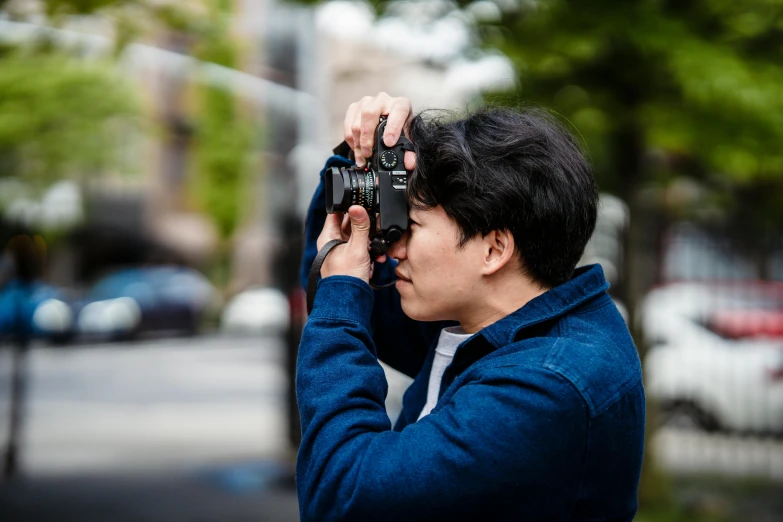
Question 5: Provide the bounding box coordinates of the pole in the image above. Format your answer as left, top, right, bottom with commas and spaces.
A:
1, 253, 28, 480
3, 320, 29, 479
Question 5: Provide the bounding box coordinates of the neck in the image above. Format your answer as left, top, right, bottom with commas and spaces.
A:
458, 271, 548, 334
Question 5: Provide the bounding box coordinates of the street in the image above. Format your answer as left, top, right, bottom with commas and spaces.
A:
0, 335, 290, 475
1, 334, 782, 521
0, 334, 299, 521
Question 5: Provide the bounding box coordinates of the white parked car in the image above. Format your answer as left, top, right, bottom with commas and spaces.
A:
220, 287, 290, 335
641, 282, 783, 434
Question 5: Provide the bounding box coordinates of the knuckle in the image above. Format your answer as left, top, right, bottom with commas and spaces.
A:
353, 218, 370, 231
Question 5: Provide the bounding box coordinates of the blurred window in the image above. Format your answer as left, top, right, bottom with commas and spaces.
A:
663, 224, 757, 281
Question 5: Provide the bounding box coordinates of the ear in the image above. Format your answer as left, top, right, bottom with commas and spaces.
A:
480, 229, 516, 276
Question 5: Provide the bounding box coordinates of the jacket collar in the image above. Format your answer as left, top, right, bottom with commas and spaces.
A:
479, 264, 609, 349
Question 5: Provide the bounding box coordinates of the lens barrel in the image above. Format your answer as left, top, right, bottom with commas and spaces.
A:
325, 166, 376, 213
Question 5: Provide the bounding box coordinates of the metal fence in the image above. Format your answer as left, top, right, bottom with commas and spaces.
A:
637, 220, 783, 483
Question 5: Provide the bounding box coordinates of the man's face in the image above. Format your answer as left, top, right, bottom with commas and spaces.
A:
386, 205, 485, 322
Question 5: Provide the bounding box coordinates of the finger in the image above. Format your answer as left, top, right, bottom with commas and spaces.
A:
319, 212, 343, 244
344, 102, 360, 149
360, 94, 390, 159
352, 111, 365, 167
404, 151, 417, 171
341, 213, 351, 238
346, 205, 372, 254
352, 98, 372, 166
375, 254, 387, 263
383, 99, 412, 147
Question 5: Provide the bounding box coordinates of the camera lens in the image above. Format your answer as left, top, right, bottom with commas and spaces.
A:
325, 166, 376, 213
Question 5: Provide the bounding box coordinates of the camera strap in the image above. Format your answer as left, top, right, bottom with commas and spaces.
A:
306, 240, 398, 315
397, 135, 415, 152
307, 239, 347, 314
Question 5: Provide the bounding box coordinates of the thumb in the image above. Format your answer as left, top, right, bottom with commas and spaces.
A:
347, 205, 371, 252
404, 151, 417, 171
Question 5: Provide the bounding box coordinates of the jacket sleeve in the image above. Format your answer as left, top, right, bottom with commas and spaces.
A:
296, 276, 590, 522
299, 156, 438, 378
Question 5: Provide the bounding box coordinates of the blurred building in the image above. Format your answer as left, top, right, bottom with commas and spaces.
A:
233, 0, 516, 291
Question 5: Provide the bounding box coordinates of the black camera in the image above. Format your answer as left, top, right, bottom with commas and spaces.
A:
325, 116, 412, 259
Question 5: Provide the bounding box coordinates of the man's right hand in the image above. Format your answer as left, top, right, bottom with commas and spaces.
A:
343, 92, 417, 170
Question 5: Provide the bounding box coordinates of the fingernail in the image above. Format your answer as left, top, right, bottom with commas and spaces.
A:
383, 134, 394, 146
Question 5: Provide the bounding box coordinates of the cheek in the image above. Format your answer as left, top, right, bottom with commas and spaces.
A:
407, 233, 463, 304
408, 231, 444, 278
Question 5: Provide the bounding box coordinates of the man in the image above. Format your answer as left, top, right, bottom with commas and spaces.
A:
296, 93, 644, 522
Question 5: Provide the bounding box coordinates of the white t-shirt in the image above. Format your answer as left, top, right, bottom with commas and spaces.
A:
417, 326, 473, 421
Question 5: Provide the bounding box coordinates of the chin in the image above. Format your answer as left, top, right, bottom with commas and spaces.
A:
400, 298, 447, 323
400, 298, 424, 321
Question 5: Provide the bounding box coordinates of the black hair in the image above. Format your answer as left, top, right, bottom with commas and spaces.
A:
407, 106, 598, 289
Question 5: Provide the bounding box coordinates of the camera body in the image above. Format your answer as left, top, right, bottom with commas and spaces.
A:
325, 116, 410, 258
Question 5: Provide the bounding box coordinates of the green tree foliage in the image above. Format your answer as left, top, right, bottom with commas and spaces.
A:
1, 0, 254, 245
0, 49, 138, 186
191, 66, 252, 241
480, 0, 783, 190
41, 0, 130, 17
190, 0, 253, 241
0, 0, 147, 190
471, 0, 783, 296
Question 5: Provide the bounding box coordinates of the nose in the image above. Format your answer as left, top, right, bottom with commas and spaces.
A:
386, 228, 409, 260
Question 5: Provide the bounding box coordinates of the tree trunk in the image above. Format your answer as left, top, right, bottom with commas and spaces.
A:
612, 119, 672, 507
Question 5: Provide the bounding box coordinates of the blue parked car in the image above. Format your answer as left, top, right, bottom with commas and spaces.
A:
73, 266, 219, 340
0, 266, 219, 343
0, 280, 74, 342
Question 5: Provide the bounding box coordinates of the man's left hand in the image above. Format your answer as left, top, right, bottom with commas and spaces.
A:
317, 205, 385, 284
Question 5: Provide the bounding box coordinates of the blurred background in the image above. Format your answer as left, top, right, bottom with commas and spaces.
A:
0, 0, 782, 520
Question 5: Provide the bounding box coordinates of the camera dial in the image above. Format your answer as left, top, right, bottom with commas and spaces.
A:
380, 150, 398, 169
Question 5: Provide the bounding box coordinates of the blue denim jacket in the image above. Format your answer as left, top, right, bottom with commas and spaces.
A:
296, 155, 645, 522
